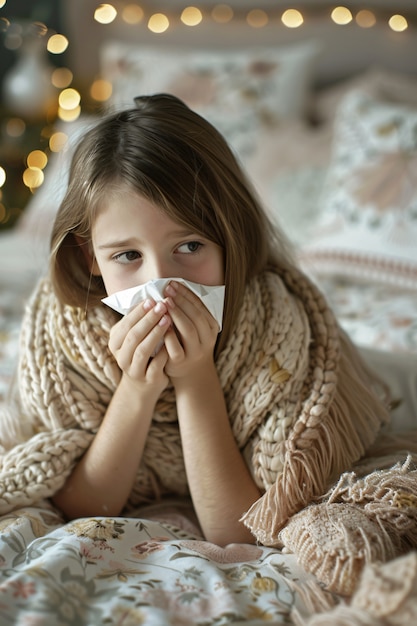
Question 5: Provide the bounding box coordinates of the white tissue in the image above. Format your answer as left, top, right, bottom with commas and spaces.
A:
102, 278, 225, 330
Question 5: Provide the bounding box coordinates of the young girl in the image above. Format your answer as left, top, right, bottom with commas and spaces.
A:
0, 94, 389, 547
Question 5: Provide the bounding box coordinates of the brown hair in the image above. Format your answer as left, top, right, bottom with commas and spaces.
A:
49, 93, 295, 351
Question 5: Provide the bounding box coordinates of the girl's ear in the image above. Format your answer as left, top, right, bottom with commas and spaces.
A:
74, 235, 101, 276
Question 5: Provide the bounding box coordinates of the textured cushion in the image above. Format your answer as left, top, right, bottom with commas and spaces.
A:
279, 502, 396, 596
100, 40, 322, 159
313, 67, 417, 126
300, 90, 417, 289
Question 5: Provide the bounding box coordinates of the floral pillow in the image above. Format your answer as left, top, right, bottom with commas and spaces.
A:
100, 40, 321, 159
300, 90, 417, 289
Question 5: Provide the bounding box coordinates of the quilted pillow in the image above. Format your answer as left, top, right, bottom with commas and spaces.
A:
99, 40, 321, 159
300, 90, 417, 289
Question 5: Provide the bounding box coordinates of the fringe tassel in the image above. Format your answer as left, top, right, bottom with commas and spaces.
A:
242, 329, 391, 545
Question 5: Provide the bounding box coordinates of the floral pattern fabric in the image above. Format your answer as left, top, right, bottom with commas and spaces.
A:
0, 503, 322, 625
301, 89, 417, 289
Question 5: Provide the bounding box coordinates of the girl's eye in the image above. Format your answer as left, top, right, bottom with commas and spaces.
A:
177, 241, 202, 254
113, 250, 140, 264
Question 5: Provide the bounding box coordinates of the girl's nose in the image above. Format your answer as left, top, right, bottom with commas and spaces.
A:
144, 257, 172, 282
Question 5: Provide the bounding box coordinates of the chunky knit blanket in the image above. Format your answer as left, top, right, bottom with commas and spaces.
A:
0, 269, 389, 545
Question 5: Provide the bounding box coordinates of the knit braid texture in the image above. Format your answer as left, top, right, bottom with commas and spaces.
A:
0, 269, 389, 543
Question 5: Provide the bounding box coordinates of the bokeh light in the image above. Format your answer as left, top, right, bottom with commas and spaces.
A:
356, 10, 376, 28
181, 7, 203, 26
23, 167, 44, 189
58, 106, 81, 122
90, 78, 113, 102
211, 4, 233, 23
58, 88, 81, 110
49, 132, 68, 153
246, 9, 268, 28
122, 4, 144, 24
148, 13, 170, 33
282, 9, 304, 28
331, 7, 353, 25
52, 67, 73, 88
5, 118, 25, 138
47, 34, 69, 54
0, 167, 6, 188
389, 14, 408, 32
94, 4, 117, 24
27, 150, 48, 170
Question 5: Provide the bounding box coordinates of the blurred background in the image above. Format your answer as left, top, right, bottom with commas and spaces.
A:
0, 0, 416, 229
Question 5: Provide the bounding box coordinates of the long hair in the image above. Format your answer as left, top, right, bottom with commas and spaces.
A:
49, 93, 295, 352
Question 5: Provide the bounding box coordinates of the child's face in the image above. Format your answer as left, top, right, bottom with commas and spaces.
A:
90, 189, 224, 296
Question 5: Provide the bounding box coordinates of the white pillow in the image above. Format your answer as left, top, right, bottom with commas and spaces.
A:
100, 40, 322, 159
300, 90, 417, 289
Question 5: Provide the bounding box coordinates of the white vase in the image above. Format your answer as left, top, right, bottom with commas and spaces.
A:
2, 33, 55, 120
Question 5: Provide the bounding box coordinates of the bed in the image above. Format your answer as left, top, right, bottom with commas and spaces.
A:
0, 1, 417, 623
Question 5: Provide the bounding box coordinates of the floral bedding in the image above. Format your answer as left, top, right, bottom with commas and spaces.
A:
0, 502, 328, 626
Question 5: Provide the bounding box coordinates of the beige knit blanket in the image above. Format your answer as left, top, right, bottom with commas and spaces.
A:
0, 269, 388, 544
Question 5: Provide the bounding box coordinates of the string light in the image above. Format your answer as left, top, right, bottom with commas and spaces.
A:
389, 14, 408, 32
331, 7, 353, 25
47, 33, 69, 54
90, 78, 113, 102
181, 7, 203, 27
121, 4, 144, 24
246, 9, 268, 28
94, 4, 117, 24
282, 9, 304, 28
51, 67, 73, 89
147, 13, 170, 33
49, 131, 68, 153
211, 4, 234, 24
27, 150, 48, 170
356, 10, 376, 28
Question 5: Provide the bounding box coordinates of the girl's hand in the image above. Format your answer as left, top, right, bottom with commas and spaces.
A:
163, 281, 219, 382
108, 298, 172, 395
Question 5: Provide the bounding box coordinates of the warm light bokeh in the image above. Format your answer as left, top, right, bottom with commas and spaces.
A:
246, 9, 268, 28
356, 10, 376, 28
90, 79, 113, 102
52, 67, 73, 89
49, 132, 69, 153
181, 7, 203, 27
23, 167, 44, 189
331, 7, 353, 25
47, 34, 69, 54
27, 150, 48, 170
94, 4, 117, 24
389, 14, 408, 32
211, 4, 234, 23
282, 9, 304, 28
148, 13, 170, 33
122, 4, 144, 25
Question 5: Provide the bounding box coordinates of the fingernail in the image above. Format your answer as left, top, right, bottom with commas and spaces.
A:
143, 299, 153, 311
154, 301, 166, 314
165, 283, 177, 297
159, 314, 170, 327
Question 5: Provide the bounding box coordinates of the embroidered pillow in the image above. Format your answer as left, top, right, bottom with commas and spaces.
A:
99, 40, 321, 159
300, 90, 417, 289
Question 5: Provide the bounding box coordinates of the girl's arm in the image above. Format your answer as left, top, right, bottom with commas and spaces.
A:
175, 367, 261, 546
164, 282, 261, 545
52, 299, 171, 519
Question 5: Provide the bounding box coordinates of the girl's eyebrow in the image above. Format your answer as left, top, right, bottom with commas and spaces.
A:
96, 230, 198, 250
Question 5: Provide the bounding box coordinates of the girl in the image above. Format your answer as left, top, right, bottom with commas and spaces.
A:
0, 94, 389, 547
